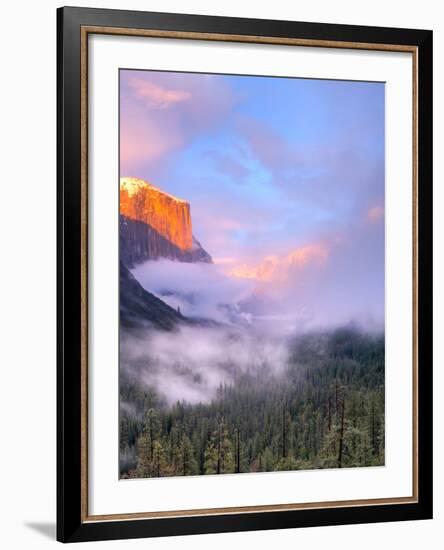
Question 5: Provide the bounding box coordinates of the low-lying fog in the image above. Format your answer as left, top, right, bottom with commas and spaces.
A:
123, 248, 384, 408
121, 324, 289, 406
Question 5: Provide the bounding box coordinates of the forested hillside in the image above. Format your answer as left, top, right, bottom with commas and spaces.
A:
120, 327, 384, 477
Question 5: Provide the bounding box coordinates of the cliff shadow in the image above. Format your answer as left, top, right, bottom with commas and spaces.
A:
119, 215, 211, 266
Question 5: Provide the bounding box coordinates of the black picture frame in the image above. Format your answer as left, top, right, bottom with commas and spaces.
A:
57, 6, 433, 543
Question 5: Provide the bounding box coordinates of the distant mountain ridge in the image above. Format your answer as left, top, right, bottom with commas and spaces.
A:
120, 177, 212, 266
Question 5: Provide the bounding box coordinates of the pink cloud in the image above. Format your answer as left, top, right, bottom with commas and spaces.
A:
128, 78, 191, 109
367, 205, 384, 222
120, 71, 238, 177
230, 242, 329, 283
120, 107, 183, 169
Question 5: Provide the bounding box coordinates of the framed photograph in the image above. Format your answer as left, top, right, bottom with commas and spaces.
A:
57, 6, 433, 543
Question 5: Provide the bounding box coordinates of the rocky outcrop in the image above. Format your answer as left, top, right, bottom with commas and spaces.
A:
120, 261, 188, 330
120, 177, 212, 266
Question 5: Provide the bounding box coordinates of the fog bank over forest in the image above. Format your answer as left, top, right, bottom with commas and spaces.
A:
126, 234, 384, 406
120, 322, 383, 407
119, 324, 385, 476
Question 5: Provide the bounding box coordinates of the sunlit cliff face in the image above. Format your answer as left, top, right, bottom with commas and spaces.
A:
120, 177, 193, 251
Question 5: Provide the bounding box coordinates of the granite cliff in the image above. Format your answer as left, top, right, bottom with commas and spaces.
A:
120, 177, 212, 266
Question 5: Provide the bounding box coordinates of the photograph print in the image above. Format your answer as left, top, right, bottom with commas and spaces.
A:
119, 69, 385, 479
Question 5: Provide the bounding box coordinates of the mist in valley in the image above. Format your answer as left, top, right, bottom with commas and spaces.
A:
119, 257, 385, 478
122, 239, 384, 423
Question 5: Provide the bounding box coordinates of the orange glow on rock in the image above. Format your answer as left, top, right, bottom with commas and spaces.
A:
120, 177, 193, 251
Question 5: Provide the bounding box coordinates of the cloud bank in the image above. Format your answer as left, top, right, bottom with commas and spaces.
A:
131, 259, 255, 323
132, 208, 384, 335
